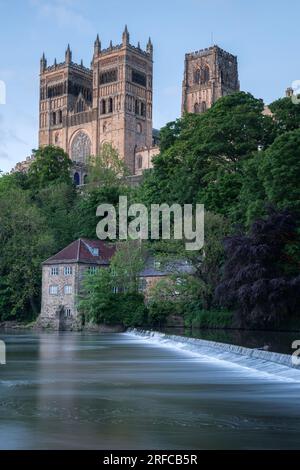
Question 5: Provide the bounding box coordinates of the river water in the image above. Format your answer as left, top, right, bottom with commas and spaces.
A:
0, 331, 300, 449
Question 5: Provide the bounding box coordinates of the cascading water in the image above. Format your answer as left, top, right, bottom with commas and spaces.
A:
126, 329, 300, 382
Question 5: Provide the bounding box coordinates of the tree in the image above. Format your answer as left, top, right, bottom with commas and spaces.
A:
111, 241, 145, 293
28, 146, 72, 189
0, 186, 55, 320
269, 96, 300, 134
86, 143, 129, 187
216, 209, 300, 327
259, 129, 300, 214
139, 92, 277, 211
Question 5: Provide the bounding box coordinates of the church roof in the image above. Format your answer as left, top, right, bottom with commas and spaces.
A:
43, 238, 116, 266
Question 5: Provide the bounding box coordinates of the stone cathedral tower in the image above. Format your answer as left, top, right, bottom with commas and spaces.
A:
181, 45, 239, 115
39, 27, 154, 181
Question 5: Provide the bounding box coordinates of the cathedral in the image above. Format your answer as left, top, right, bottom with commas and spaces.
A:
36, 28, 240, 184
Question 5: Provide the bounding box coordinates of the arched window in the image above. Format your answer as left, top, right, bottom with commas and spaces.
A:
108, 97, 113, 113
140, 102, 146, 117
135, 99, 139, 115
76, 100, 84, 113
194, 69, 201, 84
73, 172, 80, 186
100, 99, 106, 115
137, 122, 142, 134
59, 110, 63, 123
201, 101, 207, 112
201, 65, 210, 84
70, 131, 92, 164
83, 174, 88, 185
194, 103, 200, 113
52, 112, 56, 125
137, 155, 143, 169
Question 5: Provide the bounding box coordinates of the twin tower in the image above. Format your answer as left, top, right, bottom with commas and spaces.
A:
39, 28, 239, 181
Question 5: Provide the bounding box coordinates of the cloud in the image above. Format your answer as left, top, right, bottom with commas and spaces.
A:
30, 0, 93, 34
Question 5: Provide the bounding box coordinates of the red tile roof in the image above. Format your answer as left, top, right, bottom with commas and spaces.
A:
43, 239, 116, 265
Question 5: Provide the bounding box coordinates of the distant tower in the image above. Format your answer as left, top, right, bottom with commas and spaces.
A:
182, 45, 239, 115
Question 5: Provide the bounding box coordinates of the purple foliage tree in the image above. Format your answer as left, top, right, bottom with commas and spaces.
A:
216, 208, 300, 327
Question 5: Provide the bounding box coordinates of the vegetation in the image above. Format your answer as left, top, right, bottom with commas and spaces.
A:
0, 91, 299, 329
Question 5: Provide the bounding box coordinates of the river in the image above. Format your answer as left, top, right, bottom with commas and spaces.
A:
0, 330, 300, 449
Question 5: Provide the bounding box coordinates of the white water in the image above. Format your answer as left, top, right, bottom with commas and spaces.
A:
126, 329, 300, 382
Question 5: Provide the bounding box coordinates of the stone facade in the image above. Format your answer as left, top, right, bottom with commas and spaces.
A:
182, 45, 239, 115
39, 27, 155, 178
39, 238, 115, 330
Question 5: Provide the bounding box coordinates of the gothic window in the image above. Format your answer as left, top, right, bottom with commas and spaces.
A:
137, 122, 142, 134
194, 69, 201, 84
59, 110, 63, 123
76, 99, 84, 113
100, 69, 118, 85
100, 99, 106, 115
201, 65, 210, 84
135, 99, 140, 115
108, 97, 113, 113
194, 103, 200, 113
137, 155, 143, 169
55, 132, 59, 144
132, 70, 147, 87
201, 101, 207, 112
140, 102, 146, 117
52, 112, 56, 126
73, 172, 80, 186
71, 131, 92, 164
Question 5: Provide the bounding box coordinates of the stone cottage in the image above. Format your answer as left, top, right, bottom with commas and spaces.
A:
39, 238, 115, 330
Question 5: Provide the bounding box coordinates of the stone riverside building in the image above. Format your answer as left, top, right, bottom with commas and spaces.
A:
39, 238, 194, 330
38, 27, 159, 182
39, 238, 115, 330
181, 45, 239, 114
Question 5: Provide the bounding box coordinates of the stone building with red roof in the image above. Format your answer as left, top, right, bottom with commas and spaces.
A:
39, 238, 115, 330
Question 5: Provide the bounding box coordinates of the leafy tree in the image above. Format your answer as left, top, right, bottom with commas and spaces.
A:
269, 96, 300, 134
86, 143, 129, 187
0, 186, 55, 320
216, 209, 300, 327
111, 241, 145, 293
259, 129, 300, 214
28, 146, 72, 189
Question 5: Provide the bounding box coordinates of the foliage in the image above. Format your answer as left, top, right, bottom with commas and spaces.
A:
28, 146, 72, 189
215, 209, 300, 327
86, 143, 130, 187
269, 96, 300, 134
111, 240, 145, 293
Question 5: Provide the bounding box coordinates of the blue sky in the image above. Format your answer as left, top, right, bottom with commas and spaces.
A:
0, 0, 299, 172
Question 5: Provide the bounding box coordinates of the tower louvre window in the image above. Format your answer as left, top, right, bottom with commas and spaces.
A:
132, 70, 146, 87
100, 69, 118, 85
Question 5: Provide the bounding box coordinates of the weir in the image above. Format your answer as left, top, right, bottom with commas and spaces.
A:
126, 329, 300, 382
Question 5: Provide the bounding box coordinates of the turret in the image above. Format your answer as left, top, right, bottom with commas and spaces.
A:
122, 25, 130, 46
146, 37, 153, 56
65, 44, 72, 64
40, 52, 47, 72
94, 34, 101, 56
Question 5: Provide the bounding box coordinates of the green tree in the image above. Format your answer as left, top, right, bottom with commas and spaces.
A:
269, 96, 300, 134
86, 143, 129, 187
28, 146, 72, 189
259, 129, 300, 214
